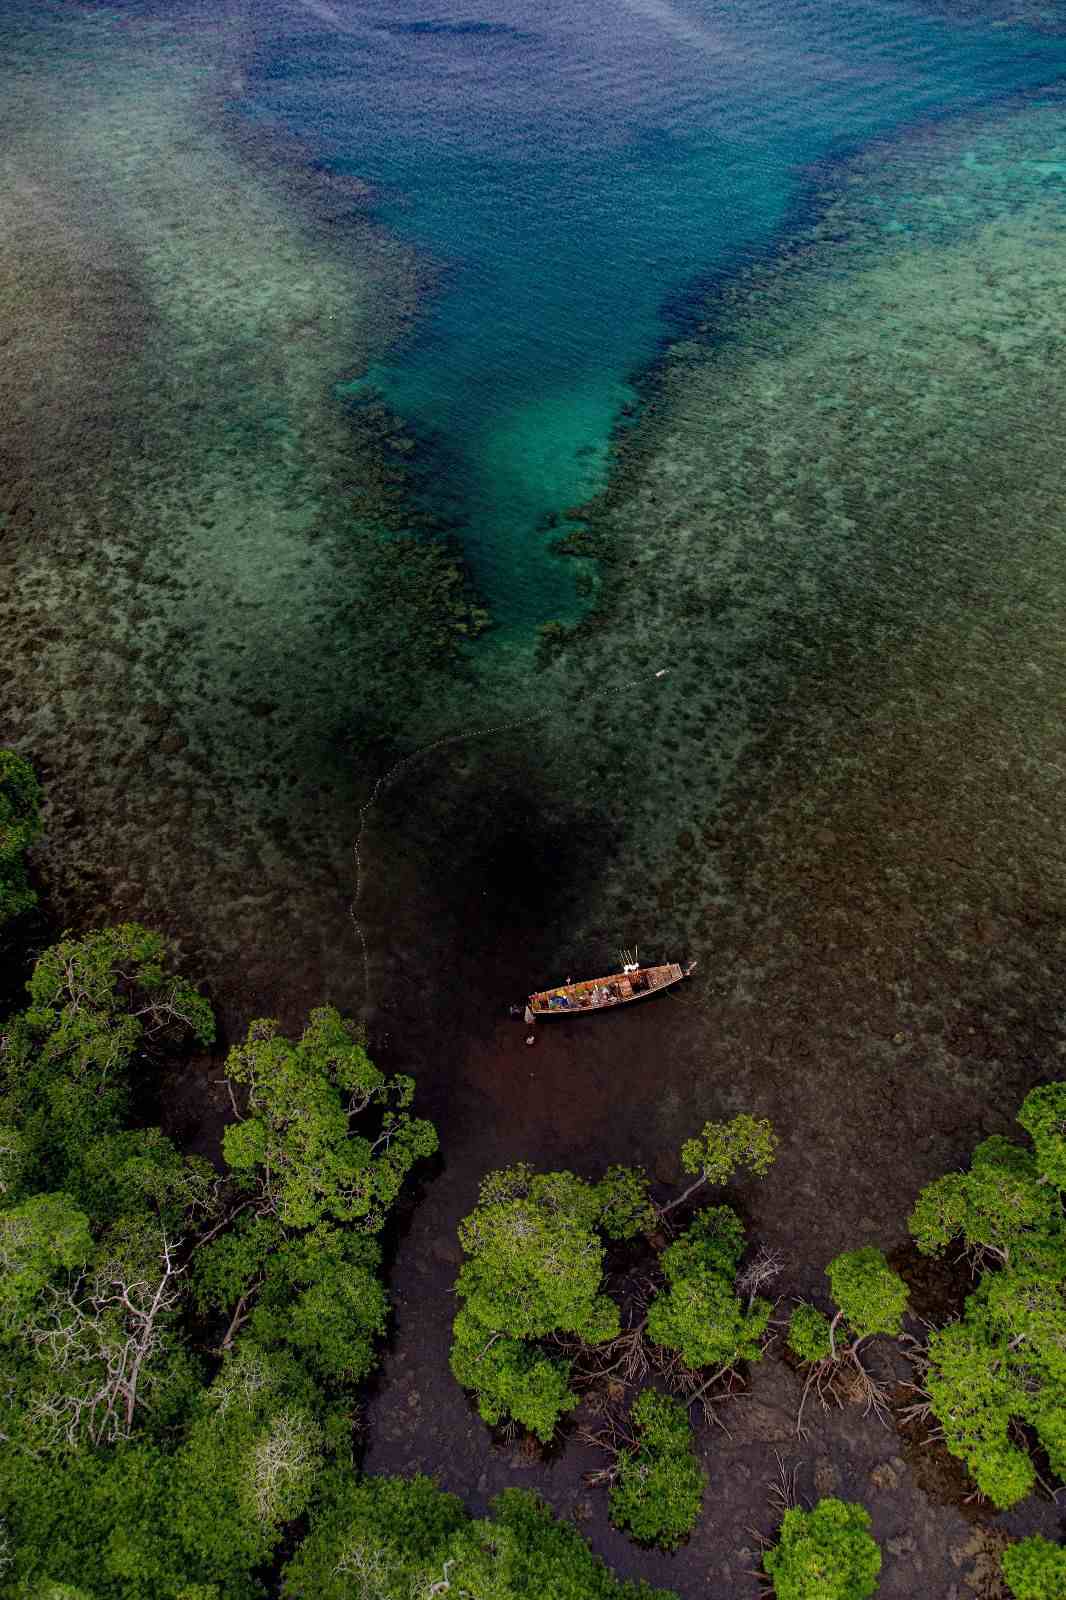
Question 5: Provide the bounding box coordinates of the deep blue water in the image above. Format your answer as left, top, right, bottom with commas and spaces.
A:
242, 0, 1066, 629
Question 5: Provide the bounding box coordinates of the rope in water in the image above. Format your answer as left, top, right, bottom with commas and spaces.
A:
349, 666, 671, 1013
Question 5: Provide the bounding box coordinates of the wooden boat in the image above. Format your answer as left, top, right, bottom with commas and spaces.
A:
528, 959, 696, 1017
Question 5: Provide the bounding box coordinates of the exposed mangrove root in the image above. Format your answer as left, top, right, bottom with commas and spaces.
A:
577, 1404, 642, 1488
738, 1246, 787, 1307
743, 1452, 806, 1585
554, 1289, 657, 1389
670, 1357, 745, 1432
562, 1331, 745, 1434
897, 1395, 937, 1431
766, 1449, 804, 1520
795, 1345, 893, 1437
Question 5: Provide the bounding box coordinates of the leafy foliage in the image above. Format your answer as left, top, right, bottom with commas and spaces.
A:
1, 1346, 332, 1598
679, 1114, 778, 1187
450, 1133, 780, 1440
456, 1166, 627, 1342
763, 1498, 882, 1600
169, 1347, 329, 1586
450, 1163, 652, 1439
0, 749, 42, 931
281, 1471, 465, 1599
450, 1311, 578, 1442
25, 925, 214, 1055
911, 1088, 1066, 1509
597, 1164, 658, 1240
908, 1087, 1066, 1270
647, 1205, 770, 1372
923, 1259, 1066, 1508
249, 1227, 389, 1387
787, 1248, 908, 1366
826, 1248, 909, 1344
0, 930, 219, 1467
3, 1212, 202, 1455
787, 1303, 833, 1364
1, 924, 214, 1198
660, 1203, 746, 1279
0, 930, 438, 1599
909, 1137, 1057, 1269
193, 1213, 390, 1391
71, 1126, 218, 1234
1001, 1535, 1066, 1600
222, 1007, 437, 1231
0, 1124, 27, 1203
0, 1444, 191, 1600
606, 1391, 706, 1550
195, 1010, 438, 1456
0, 1191, 93, 1331
282, 1474, 680, 1600
22, 1586, 98, 1600
1017, 1083, 1066, 1192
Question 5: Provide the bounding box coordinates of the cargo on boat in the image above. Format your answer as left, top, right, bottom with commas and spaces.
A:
528, 959, 695, 1017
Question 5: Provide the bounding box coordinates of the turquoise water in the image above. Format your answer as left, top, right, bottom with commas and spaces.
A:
6, 0, 1066, 1019
243, 0, 1066, 628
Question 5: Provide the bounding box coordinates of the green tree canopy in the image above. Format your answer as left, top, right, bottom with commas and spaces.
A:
788, 1303, 833, 1364
222, 1007, 437, 1231
909, 1138, 1056, 1268
827, 1248, 909, 1344
1001, 1535, 1066, 1600
680, 1115, 779, 1185
646, 1205, 770, 1373
243, 1225, 389, 1389
607, 1390, 706, 1550
168, 1345, 329, 1588
911, 1087, 1066, 1509
923, 1252, 1066, 1509
1, 924, 214, 1197
450, 1163, 652, 1440
4, 1211, 203, 1454
456, 1166, 634, 1343
450, 1311, 579, 1442
203, 1010, 437, 1416
1017, 1083, 1066, 1192
0, 935, 438, 1598
282, 1474, 680, 1600
0, 1190, 92, 1331
788, 1247, 908, 1365
763, 1498, 882, 1600
664, 1114, 778, 1215
1, 1345, 332, 1598
0, 931, 219, 1461
909, 1086, 1066, 1270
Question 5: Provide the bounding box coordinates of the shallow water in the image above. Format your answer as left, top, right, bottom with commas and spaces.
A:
4, 0, 1066, 1032
239, 0, 1066, 625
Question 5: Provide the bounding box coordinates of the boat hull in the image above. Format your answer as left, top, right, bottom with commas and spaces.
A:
529, 961, 692, 1017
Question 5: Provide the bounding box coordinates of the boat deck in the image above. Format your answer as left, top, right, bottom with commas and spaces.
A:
529, 962, 686, 1015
